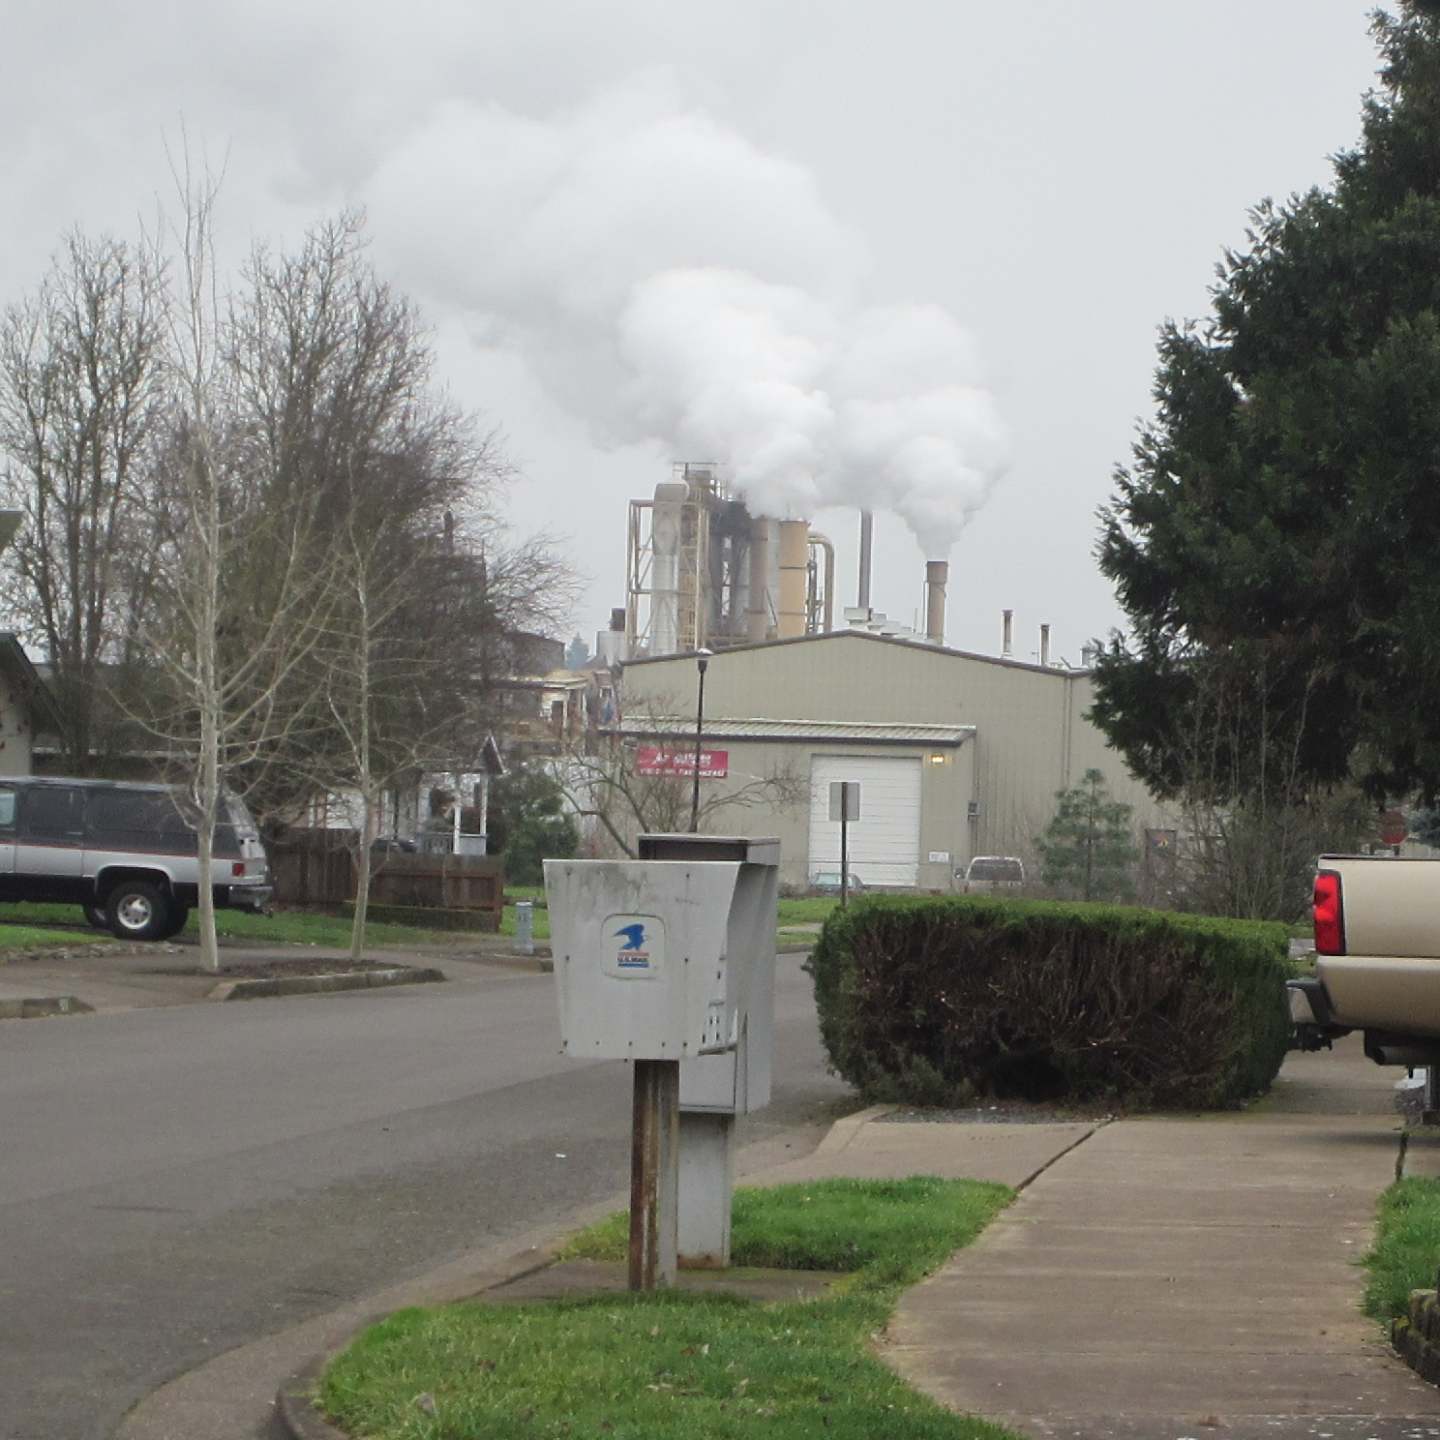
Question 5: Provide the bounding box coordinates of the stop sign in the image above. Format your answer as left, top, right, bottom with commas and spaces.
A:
1379, 809, 1408, 847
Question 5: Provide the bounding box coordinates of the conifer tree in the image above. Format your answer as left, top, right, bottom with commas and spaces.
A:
1095, 2, 1440, 800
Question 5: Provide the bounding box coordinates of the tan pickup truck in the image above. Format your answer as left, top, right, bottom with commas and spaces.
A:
1290, 855, 1440, 1069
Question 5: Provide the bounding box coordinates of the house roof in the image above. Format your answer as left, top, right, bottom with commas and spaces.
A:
0, 635, 63, 733
610, 715, 975, 747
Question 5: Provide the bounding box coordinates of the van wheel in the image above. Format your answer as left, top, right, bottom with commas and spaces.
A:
83, 903, 109, 930
107, 882, 172, 942
155, 906, 189, 942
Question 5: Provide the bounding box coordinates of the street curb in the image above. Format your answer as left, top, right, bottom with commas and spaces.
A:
0, 994, 94, 1019
207, 966, 447, 1002
480, 953, 554, 974
277, 1356, 349, 1440
813, 1102, 897, 1155
274, 1240, 570, 1439
270, 1105, 880, 1439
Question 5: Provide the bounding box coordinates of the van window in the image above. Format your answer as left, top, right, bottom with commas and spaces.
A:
0, 788, 14, 828
22, 787, 83, 838
87, 789, 196, 854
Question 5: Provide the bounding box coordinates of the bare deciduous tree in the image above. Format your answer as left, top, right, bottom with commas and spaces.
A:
0, 230, 167, 769
558, 695, 805, 857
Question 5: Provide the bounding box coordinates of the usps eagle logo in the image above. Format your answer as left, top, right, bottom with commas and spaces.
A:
614, 922, 651, 969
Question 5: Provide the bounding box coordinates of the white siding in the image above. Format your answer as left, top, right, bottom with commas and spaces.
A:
807, 754, 922, 887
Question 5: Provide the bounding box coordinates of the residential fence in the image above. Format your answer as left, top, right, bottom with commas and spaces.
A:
268, 830, 505, 930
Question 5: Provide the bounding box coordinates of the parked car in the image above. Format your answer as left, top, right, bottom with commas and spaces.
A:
0, 777, 271, 941
959, 855, 1026, 893
370, 835, 418, 854
810, 871, 865, 896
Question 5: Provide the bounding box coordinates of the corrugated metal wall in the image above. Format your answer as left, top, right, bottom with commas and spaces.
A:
622, 632, 1168, 885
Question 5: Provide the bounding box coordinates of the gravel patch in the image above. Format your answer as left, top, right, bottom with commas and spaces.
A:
139, 959, 407, 980
880, 1102, 1114, 1126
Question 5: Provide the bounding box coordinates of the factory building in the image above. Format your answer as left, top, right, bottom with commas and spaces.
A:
617, 628, 1168, 892
602, 464, 1168, 890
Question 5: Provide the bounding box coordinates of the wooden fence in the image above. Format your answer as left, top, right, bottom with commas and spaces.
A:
268, 831, 505, 930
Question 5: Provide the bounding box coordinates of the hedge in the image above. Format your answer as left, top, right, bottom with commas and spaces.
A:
805, 895, 1293, 1110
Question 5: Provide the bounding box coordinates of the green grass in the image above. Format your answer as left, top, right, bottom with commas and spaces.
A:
778, 897, 839, 925
0, 921, 105, 948
777, 928, 817, 949
1364, 1177, 1440, 1322
0, 901, 479, 950
319, 1177, 1016, 1440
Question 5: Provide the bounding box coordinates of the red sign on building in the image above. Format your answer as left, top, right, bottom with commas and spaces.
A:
635, 745, 729, 779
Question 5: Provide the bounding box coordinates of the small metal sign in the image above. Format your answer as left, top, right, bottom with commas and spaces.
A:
828, 781, 861, 823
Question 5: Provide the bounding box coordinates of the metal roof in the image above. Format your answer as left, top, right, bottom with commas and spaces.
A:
611, 716, 975, 746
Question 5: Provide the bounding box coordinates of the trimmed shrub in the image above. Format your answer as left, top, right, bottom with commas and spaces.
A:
806, 894, 1293, 1110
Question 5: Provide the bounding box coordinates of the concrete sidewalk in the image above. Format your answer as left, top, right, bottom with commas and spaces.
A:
888, 1039, 1440, 1439
118, 1039, 1440, 1440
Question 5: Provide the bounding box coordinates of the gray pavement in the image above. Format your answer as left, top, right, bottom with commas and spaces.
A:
0, 947, 850, 1440
15, 940, 1440, 1440
119, 1035, 1440, 1440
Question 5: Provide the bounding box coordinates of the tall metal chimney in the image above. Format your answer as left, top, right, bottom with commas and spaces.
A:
746, 517, 771, 643
777, 520, 810, 639
924, 560, 948, 645
1002, 609, 1013, 658
857, 509, 874, 611
1039, 623, 1051, 667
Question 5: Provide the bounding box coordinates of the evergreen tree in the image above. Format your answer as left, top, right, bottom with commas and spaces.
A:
1037, 769, 1137, 902
564, 634, 591, 670
1094, 2, 1440, 801
485, 765, 578, 885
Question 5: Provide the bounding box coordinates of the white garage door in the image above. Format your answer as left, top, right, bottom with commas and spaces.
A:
807, 754, 922, 888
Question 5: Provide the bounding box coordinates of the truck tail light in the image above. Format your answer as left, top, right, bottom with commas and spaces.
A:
232, 862, 246, 878
1314, 870, 1345, 955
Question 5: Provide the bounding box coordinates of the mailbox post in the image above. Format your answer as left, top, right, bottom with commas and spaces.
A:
545, 835, 778, 1290
638, 834, 778, 1268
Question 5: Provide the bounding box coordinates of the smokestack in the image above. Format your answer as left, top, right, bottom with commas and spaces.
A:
747, 517, 771, 643
1001, 609, 1013, 658
925, 560, 948, 645
777, 520, 810, 639
1039, 623, 1050, 667
857, 509, 874, 611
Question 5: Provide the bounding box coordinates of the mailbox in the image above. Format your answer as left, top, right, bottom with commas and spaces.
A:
545, 835, 778, 1066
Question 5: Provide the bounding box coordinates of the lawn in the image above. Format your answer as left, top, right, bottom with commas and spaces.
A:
0, 921, 103, 949
318, 1177, 1018, 1440
0, 887, 834, 953
0, 901, 482, 951
1364, 1176, 1440, 1322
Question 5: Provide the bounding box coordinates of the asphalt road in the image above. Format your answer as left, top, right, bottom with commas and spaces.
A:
0, 952, 851, 1440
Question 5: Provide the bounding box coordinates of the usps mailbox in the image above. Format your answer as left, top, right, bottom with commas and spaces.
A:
545, 834, 779, 1286
547, 852, 773, 1060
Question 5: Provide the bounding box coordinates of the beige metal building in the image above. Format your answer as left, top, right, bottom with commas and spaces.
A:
619, 630, 1168, 890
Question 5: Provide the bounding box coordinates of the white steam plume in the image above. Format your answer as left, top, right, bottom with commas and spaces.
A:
366, 72, 1007, 554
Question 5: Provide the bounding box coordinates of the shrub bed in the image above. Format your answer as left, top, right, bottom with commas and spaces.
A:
806, 895, 1292, 1110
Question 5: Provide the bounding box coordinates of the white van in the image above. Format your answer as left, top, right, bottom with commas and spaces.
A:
0, 778, 272, 940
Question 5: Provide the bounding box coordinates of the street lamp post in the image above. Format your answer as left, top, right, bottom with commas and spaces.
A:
689, 649, 712, 833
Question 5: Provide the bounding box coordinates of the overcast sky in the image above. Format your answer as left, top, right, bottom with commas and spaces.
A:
2, 1, 1383, 662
